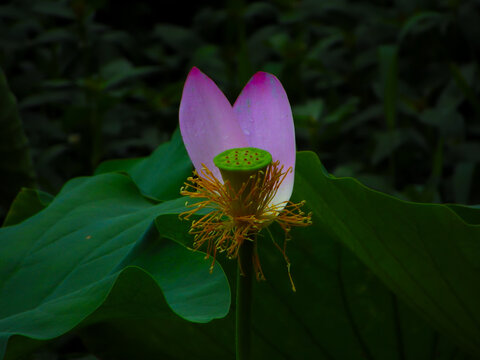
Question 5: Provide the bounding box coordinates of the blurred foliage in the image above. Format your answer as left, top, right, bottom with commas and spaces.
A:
0, 68, 36, 219
1, 0, 479, 209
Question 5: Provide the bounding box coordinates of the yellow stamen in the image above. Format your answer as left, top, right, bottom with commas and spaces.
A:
180, 160, 312, 290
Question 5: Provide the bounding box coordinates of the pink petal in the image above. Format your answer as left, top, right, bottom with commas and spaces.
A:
179, 67, 248, 180
233, 72, 296, 204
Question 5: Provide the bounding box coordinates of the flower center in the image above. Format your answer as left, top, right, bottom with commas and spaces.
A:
213, 147, 272, 195
213, 147, 272, 172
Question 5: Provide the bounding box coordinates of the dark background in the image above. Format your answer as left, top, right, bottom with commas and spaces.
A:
1, 0, 479, 217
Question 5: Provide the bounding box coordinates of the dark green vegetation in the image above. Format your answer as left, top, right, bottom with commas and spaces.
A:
1, 0, 479, 359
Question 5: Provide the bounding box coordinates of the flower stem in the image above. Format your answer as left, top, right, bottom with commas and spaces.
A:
236, 239, 254, 360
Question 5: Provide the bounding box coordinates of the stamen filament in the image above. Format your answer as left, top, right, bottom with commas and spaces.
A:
180, 160, 312, 288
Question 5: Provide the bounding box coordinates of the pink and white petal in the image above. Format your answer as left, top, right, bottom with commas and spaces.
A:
179, 67, 248, 180
233, 72, 295, 204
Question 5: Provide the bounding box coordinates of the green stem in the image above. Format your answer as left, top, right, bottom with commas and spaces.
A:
236, 239, 254, 360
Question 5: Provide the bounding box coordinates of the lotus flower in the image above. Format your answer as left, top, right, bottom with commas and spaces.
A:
180, 67, 296, 206
179, 67, 311, 285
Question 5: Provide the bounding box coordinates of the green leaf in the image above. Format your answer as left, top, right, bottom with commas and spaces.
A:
323, 98, 359, 125
20, 91, 73, 109
293, 99, 324, 126
448, 63, 480, 121
0, 173, 229, 360
447, 204, 480, 226
31, 28, 74, 45
153, 24, 202, 54
2, 188, 53, 226
32, 1, 74, 19
372, 128, 426, 165
294, 151, 480, 356
100, 59, 159, 89
398, 11, 446, 44
0, 68, 36, 218
419, 106, 465, 138
95, 129, 192, 201
94, 157, 143, 176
